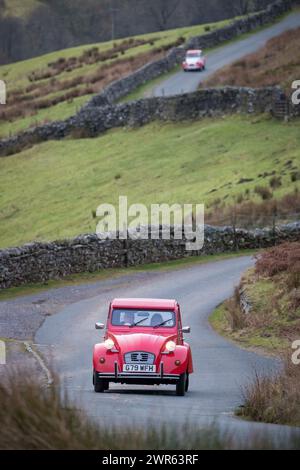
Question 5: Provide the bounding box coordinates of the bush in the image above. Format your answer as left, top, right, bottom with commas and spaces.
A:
255, 242, 300, 282
291, 171, 300, 182
238, 356, 300, 426
254, 185, 273, 200
269, 176, 281, 190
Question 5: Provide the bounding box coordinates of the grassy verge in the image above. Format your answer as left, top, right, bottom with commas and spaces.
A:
210, 244, 300, 354
0, 249, 256, 301
0, 115, 299, 249
210, 291, 289, 354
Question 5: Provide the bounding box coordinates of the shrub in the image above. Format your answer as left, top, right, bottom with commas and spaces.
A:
238, 356, 300, 426
291, 171, 300, 182
254, 185, 273, 200
255, 242, 300, 280
269, 176, 282, 190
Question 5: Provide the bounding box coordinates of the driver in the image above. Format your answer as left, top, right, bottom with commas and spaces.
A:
150, 313, 163, 327
123, 311, 135, 326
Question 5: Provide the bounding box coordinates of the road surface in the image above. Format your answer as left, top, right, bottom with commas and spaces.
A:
35, 256, 300, 444
150, 11, 300, 97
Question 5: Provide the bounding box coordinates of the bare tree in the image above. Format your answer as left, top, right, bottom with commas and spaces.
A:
0, 0, 5, 15
226, 0, 252, 16
149, 0, 182, 30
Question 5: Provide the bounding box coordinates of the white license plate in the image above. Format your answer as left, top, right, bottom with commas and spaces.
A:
123, 364, 156, 373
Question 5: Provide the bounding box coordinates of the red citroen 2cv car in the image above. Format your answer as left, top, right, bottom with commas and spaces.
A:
93, 298, 193, 396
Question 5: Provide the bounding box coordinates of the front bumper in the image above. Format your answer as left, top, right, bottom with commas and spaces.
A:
183, 64, 202, 71
96, 361, 181, 385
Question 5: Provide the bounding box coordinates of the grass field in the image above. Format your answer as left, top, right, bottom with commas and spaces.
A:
0, 114, 299, 249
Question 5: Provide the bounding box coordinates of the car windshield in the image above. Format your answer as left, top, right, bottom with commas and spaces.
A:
111, 309, 176, 328
186, 52, 201, 58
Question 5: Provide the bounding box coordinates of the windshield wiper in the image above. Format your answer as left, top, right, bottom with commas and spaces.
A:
153, 317, 173, 328
130, 317, 148, 327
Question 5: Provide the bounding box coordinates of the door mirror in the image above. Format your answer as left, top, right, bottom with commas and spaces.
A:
95, 322, 105, 330
182, 326, 191, 333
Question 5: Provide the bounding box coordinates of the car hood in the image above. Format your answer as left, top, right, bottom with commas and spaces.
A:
109, 332, 176, 354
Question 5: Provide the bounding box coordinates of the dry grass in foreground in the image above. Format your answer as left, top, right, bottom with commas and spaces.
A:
0, 368, 299, 449
238, 356, 300, 426
204, 27, 300, 92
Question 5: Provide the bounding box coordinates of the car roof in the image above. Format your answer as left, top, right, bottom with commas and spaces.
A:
187, 49, 202, 53
111, 298, 177, 310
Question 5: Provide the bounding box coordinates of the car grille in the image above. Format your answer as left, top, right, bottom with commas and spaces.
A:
124, 351, 155, 365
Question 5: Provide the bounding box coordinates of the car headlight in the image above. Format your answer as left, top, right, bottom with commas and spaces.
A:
104, 338, 115, 350
165, 341, 176, 352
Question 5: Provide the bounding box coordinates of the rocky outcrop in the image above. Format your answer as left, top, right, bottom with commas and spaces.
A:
1, 222, 300, 289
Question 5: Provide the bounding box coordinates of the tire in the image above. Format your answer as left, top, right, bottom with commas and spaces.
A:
176, 372, 187, 396
185, 373, 189, 392
93, 370, 108, 393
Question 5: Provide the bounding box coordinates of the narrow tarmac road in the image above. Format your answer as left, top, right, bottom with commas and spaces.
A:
35, 256, 300, 444
150, 11, 300, 97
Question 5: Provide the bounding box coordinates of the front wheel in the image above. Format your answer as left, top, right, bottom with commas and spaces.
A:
93, 370, 109, 393
185, 373, 189, 392
176, 372, 187, 396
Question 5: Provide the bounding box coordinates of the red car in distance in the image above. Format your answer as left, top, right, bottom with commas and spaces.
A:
182, 49, 206, 71
93, 298, 193, 396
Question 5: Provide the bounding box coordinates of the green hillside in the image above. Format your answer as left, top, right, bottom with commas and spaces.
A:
0, 115, 299, 249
